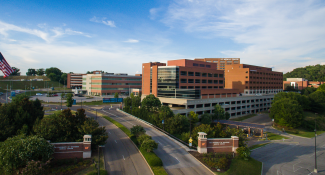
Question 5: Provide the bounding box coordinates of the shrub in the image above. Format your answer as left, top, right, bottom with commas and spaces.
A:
140, 148, 163, 166
131, 125, 146, 137
141, 139, 158, 152
236, 147, 251, 160
216, 157, 229, 170
137, 134, 152, 145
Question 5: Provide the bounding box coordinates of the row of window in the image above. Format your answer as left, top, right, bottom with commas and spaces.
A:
245, 81, 282, 84
247, 71, 282, 76
90, 83, 141, 85
181, 79, 224, 84
206, 60, 239, 63
90, 87, 130, 90
180, 86, 224, 89
90, 77, 141, 81
246, 86, 282, 89
181, 71, 223, 78
193, 63, 211, 68
246, 76, 282, 80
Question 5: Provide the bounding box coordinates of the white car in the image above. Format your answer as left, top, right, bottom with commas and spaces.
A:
36, 93, 43, 96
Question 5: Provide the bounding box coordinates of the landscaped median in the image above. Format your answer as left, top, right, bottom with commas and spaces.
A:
102, 116, 168, 175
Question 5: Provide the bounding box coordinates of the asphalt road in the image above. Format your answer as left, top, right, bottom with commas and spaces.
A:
251, 133, 325, 175
48, 104, 152, 175
98, 107, 213, 175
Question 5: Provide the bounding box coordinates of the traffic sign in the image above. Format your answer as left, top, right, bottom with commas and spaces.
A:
189, 137, 193, 143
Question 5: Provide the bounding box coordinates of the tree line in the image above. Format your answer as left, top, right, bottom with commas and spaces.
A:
283, 64, 325, 81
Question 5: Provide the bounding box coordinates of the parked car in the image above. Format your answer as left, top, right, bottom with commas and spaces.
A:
53, 94, 58, 96
36, 93, 43, 96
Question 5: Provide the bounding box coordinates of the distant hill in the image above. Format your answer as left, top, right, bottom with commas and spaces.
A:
284, 64, 325, 81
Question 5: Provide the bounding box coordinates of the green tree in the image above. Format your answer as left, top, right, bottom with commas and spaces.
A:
131, 95, 141, 108
21, 160, 50, 175
36, 68, 45, 76
137, 134, 152, 145
114, 92, 119, 98
270, 98, 304, 128
274, 92, 310, 110
61, 92, 65, 99
141, 139, 158, 152
188, 111, 199, 130
236, 147, 251, 160
200, 113, 212, 125
169, 114, 190, 135
77, 118, 108, 146
131, 125, 146, 137
10, 67, 20, 76
130, 92, 135, 99
0, 135, 54, 174
317, 84, 325, 92
45, 67, 62, 81
225, 112, 230, 120
61, 73, 67, 85
26, 68, 36, 76
213, 104, 225, 120
191, 124, 218, 146
141, 94, 161, 112
283, 64, 325, 81
66, 93, 73, 107
308, 90, 325, 113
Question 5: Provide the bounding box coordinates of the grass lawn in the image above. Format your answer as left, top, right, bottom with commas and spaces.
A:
102, 115, 167, 175
230, 114, 257, 121
76, 101, 121, 106
0, 80, 61, 90
265, 132, 289, 140
286, 130, 325, 138
217, 158, 262, 175
249, 143, 270, 151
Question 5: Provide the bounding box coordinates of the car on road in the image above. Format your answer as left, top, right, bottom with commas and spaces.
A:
53, 94, 58, 96
36, 93, 43, 96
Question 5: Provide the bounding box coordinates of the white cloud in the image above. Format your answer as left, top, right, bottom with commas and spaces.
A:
149, 8, 162, 20
0, 20, 90, 43
161, 0, 325, 72
90, 16, 116, 27
321, 62, 325, 65
124, 39, 139, 43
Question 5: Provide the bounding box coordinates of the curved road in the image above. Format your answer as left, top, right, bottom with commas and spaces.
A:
97, 106, 213, 175
50, 105, 153, 175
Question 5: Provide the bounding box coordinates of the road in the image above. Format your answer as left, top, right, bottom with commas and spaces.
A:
48, 104, 152, 175
98, 107, 213, 175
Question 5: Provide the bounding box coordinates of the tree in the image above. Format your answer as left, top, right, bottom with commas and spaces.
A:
21, 160, 50, 175
131, 125, 146, 137
66, 93, 73, 107
0, 95, 44, 141
130, 92, 135, 99
131, 95, 141, 108
317, 84, 325, 92
45, 67, 62, 81
169, 114, 190, 135
188, 111, 199, 129
61, 93, 66, 99
274, 92, 310, 111
36, 68, 45, 76
225, 112, 230, 120
191, 124, 218, 146
236, 147, 251, 160
155, 106, 174, 129
283, 64, 325, 81
77, 117, 108, 146
61, 73, 67, 85
141, 94, 161, 112
0, 135, 54, 174
270, 98, 304, 128
308, 90, 325, 113
137, 134, 152, 145
141, 139, 158, 152
213, 105, 225, 120
26, 68, 36, 76
10, 67, 20, 76
200, 113, 212, 125
114, 92, 119, 98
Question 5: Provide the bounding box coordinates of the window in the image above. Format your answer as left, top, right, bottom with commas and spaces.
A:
188, 72, 194, 76
181, 79, 187, 83
193, 63, 198, 66
219, 80, 224, 84
208, 80, 213, 84
202, 79, 207, 83
220, 61, 225, 63
202, 73, 207, 77
181, 86, 187, 89
219, 74, 223, 78
245, 81, 248, 84
213, 61, 218, 63
181, 71, 187, 76
214, 86, 218, 89
206, 65, 211, 68
219, 86, 224, 89
195, 86, 200, 89
227, 61, 232, 63
195, 79, 200, 83
214, 74, 218, 77
202, 86, 207, 89
188, 79, 194, 83
195, 72, 201, 76
208, 73, 212, 77
188, 86, 194, 89
200, 64, 205, 67
214, 80, 218, 84
208, 86, 213, 89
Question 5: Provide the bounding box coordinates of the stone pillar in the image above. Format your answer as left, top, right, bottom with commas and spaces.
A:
248, 127, 251, 135
197, 132, 207, 153
231, 136, 239, 153
261, 129, 264, 138
83, 135, 92, 158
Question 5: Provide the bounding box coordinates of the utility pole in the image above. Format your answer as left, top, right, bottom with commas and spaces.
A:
314, 113, 318, 173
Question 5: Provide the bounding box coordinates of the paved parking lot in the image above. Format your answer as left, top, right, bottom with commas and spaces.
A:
251, 134, 325, 174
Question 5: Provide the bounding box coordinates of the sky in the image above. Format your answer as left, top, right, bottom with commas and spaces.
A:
0, 0, 324, 76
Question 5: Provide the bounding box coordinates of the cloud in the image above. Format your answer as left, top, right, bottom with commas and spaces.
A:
0, 20, 90, 43
321, 62, 325, 65
149, 8, 162, 20
124, 39, 139, 43
161, 0, 325, 72
90, 16, 116, 27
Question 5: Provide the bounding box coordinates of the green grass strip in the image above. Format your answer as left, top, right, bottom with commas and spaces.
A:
249, 143, 270, 151
103, 116, 167, 175
230, 114, 257, 121
217, 158, 262, 175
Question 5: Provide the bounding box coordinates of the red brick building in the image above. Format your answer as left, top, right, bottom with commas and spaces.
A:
283, 78, 325, 90
194, 58, 240, 70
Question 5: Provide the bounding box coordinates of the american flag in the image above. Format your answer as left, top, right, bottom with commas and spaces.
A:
0, 52, 15, 78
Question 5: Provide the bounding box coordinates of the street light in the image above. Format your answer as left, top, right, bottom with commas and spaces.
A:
314, 113, 318, 173
98, 145, 105, 175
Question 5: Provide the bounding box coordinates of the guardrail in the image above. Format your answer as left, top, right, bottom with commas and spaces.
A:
117, 109, 197, 150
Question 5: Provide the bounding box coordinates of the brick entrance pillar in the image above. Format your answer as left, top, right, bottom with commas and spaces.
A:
231, 136, 239, 153
197, 132, 207, 153
83, 135, 92, 158
248, 127, 251, 135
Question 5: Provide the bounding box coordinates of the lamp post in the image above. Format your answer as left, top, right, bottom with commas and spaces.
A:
314, 113, 318, 173
98, 145, 105, 175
